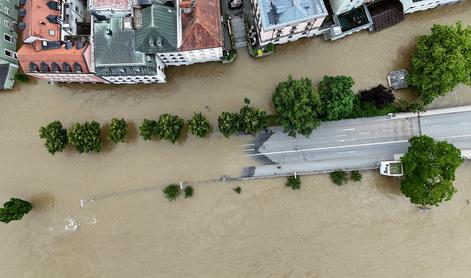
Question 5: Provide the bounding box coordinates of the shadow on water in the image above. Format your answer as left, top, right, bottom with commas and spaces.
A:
30, 192, 56, 212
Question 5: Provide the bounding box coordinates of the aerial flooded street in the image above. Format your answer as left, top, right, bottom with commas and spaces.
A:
0, 2, 471, 277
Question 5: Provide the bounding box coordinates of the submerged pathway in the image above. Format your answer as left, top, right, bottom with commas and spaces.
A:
244, 106, 471, 178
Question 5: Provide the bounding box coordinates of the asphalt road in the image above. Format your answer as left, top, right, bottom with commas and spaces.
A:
244, 109, 471, 178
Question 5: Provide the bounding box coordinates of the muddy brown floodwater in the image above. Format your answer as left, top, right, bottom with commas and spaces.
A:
0, 2, 471, 277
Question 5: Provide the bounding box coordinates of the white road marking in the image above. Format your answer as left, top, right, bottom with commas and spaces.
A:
459, 122, 469, 125
340, 128, 355, 131
335, 134, 347, 137
358, 132, 371, 135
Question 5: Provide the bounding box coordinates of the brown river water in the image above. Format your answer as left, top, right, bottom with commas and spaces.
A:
1, 2, 471, 277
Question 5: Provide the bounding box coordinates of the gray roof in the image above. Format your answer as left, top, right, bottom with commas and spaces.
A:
134, 0, 178, 53
93, 18, 158, 76
260, 0, 327, 30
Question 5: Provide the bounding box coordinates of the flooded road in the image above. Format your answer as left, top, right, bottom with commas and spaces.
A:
0, 2, 470, 277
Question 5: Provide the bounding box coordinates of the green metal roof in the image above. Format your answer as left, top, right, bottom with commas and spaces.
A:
135, 0, 178, 53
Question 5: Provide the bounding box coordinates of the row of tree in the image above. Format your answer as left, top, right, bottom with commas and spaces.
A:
272, 75, 397, 138
38, 113, 216, 154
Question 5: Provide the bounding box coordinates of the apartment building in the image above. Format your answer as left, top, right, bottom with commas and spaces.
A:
400, 0, 461, 14
16, 0, 105, 83
250, 0, 328, 46
0, 0, 19, 89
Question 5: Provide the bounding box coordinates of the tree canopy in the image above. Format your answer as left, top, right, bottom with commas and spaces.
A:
0, 198, 32, 223
318, 75, 355, 121
408, 22, 471, 105
272, 76, 321, 137
109, 118, 127, 143
239, 105, 267, 135
68, 121, 102, 153
188, 112, 211, 138
156, 113, 184, 144
39, 121, 68, 155
163, 184, 180, 201
139, 119, 158, 140
401, 135, 463, 206
218, 112, 240, 138
359, 85, 395, 108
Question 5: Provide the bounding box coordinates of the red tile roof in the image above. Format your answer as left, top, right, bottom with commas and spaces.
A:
21, 0, 61, 41
17, 43, 92, 73
90, 0, 131, 10
180, 0, 223, 51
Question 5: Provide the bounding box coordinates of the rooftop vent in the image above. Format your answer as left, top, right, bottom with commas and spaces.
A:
47, 1, 60, 11
19, 9, 27, 17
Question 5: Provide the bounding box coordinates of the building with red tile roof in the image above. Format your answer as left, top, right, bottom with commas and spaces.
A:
155, 0, 224, 66
17, 0, 106, 83
180, 0, 223, 51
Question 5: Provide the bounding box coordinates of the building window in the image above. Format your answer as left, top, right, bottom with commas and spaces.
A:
4, 33, 13, 43
4, 7, 9, 15
4, 49, 15, 58
4, 20, 10, 28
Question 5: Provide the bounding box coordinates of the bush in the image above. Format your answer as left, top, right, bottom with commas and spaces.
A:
286, 175, 301, 190
349, 96, 397, 118
68, 121, 102, 153
109, 118, 127, 143
139, 119, 158, 140
39, 121, 68, 155
330, 170, 348, 186
0, 198, 32, 223
239, 105, 267, 135
350, 171, 362, 182
319, 75, 355, 121
184, 186, 194, 198
163, 184, 181, 201
218, 112, 240, 138
272, 76, 321, 137
156, 114, 185, 144
233, 186, 242, 194
188, 112, 211, 138
359, 85, 395, 108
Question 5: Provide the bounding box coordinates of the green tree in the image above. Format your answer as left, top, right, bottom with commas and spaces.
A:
68, 121, 102, 153
318, 75, 355, 121
400, 135, 463, 206
139, 119, 158, 140
188, 112, 211, 138
273, 76, 321, 137
408, 22, 471, 105
239, 105, 267, 135
330, 170, 348, 186
39, 121, 68, 155
286, 175, 301, 190
0, 198, 32, 223
109, 118, 127, 143
350, 170, 362, 182
184, 186, 194, 198
156, 114, 184, 144
163, 184, 181, 201
218, 112, 240, 138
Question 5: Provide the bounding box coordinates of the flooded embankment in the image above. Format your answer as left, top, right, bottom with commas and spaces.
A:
0, 2, 470, 277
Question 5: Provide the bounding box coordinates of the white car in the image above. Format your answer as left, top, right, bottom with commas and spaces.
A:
380, 161, 403, 177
